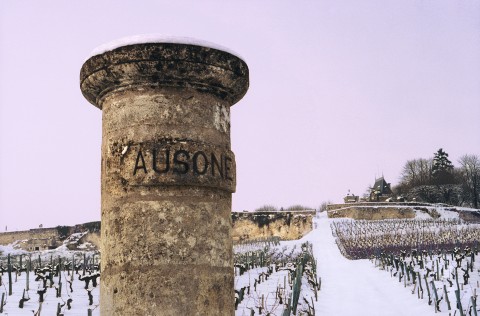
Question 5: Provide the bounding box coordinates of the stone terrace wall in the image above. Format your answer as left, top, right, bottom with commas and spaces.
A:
0, 222, 101, 247
1, 213, 313, 247
0, 228, 58, 246
232, 211, 315, 242
327, 202, 437, 211
327, 206, 415, 220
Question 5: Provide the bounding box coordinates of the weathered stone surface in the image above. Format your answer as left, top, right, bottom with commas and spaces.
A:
80, 41, 248, 315
231, 211, 315, 242
80, 43, 249, 108
327, 207, 415, 220
0, 228, 58, 251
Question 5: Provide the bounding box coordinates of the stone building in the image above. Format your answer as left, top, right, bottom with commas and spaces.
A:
343, 190, 359, 203
369, 176, 393, 201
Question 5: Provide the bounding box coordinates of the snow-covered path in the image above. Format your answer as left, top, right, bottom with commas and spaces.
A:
305, 213, 437, 316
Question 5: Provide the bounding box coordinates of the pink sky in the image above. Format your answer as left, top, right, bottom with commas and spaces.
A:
1, 0, 480, 231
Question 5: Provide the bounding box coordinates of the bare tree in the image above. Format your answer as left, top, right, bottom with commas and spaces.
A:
399, 158, 433, 188
400, 159, 418, 187
254, 205, 278, 212
417, 158, 433, 185
458, 154, 480, 209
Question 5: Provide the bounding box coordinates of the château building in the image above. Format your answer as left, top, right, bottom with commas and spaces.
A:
369, 176, 393, 202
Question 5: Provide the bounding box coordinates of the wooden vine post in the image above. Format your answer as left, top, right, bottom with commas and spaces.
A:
8, 254, 12, 296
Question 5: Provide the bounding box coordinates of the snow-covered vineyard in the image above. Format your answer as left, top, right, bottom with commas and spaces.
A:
1, 206, 480, 315
0, 233, 100, 315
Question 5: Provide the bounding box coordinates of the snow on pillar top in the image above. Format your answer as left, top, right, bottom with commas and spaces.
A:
87, 34, 245, 61
80, 35, 249, 109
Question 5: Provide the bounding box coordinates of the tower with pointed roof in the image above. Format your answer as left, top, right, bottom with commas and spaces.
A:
369, 176, 393, 201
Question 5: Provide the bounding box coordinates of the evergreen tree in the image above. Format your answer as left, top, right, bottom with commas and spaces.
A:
432, 148, 454, 185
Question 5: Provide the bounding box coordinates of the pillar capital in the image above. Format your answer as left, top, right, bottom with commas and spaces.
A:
80, 42, 249, 109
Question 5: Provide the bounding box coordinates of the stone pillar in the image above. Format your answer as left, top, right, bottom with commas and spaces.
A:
80, 40, 249, 315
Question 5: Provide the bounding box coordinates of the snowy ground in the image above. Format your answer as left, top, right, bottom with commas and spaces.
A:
310, 212, 437, 316
3, 211, 479, 315
0, 270, 100, 316
0, 234, 99, 316
235, 211, 473, 315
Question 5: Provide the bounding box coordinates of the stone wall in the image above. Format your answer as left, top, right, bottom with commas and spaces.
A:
232, 211, 315, 242
327, 206, 415, 220
0, 228, 60, 251
327, 202, 435, 211
0, 228, 58, 247
80, 231, 101, 249
0, 222, 102, 251
1, 212, 313, 248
